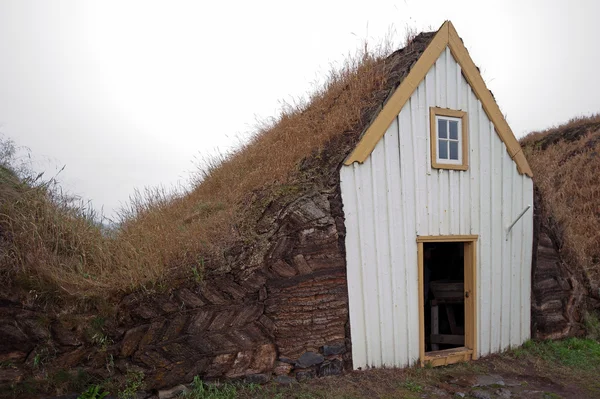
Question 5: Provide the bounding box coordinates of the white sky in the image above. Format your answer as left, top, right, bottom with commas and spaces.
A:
1, 0, 599, 217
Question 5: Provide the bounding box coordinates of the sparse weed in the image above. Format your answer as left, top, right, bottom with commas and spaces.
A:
33, 353, 41, 369
180, 376, 238, 399
401, 380, 423, 393
118, 370, 144, 399
583, 311, 600, 341
191, 258, 204, 284
78, 384, 109, 399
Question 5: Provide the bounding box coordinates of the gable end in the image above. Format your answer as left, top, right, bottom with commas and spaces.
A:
344, 21, 533, 177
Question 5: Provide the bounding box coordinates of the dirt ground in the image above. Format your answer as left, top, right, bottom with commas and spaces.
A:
229, 339, 600, 399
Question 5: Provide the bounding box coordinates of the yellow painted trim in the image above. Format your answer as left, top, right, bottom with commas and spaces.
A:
418, 241, 425, 367
344, 20, 533, 178
430, 107, 469, 171
417, 235, 479, 367
464, 241, 478, 359
423, 348, 473, 367
471, 240, 478, 359
417, 234, 478, 243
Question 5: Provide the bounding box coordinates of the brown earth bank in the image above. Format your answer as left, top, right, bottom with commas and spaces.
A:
524, 114, 600, 340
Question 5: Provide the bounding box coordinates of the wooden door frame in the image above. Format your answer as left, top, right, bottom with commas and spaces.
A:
417, 235, 478, 367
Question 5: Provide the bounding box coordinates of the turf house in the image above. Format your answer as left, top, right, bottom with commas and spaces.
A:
16, 20, 600, 394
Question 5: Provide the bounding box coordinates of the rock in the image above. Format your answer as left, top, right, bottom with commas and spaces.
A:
450, 376, 477, 387
471, 390, 492, 399
0, 323, 29, 350
270, 260, 297, 278
293, 255, 313, 274
0, 368, 23, 383
295, 352, 324, 368
503, 378, 523, 387
121, 325, 148, 357
295, 369, 316, 381
187, 309, 213, 333
318, 359, 343, 377
158, 384, 190, 399
258, 314, 275, 333
429, 387, 449, 397
473, 374, 505, 387
245, 373, 270, 384
135, 303, 161, 320
496, 388, 512, 398
250, 343, 277, 373
437, 382, 458, 394
322, 343, 346, 356
205, 353, 235, 378
160, 301, 179, 313
259, 287, 267, 301
55, 348, 88, 368
454, 393, 466, 398
0, 351, 27, 363
226, 351, 253, 378
51, 322, 82, 346
20, 318, 50, 340
176, 288, 205, 308
275, 375, 297, 385
278, 357, 295, 364
274, 361, 293, 376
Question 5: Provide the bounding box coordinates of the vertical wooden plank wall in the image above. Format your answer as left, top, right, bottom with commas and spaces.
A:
340, 46, 534, 369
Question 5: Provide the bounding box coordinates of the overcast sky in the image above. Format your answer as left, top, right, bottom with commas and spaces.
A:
1, 0, 599, 218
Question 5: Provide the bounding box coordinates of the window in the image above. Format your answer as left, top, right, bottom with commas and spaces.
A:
430, 107, 469, 170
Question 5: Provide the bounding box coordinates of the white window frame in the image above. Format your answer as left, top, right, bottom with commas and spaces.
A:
435, 115, 463, 165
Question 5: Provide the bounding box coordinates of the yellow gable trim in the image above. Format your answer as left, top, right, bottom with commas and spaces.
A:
344, 21, 533, 177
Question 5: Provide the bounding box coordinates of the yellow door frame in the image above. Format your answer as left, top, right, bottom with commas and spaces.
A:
417, 235, 478, 367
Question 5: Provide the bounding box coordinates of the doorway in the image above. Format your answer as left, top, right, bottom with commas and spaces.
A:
417, 235, 478, 367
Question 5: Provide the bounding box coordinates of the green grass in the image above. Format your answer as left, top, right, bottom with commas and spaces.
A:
516, 338, 600, 370
399, 380, 422, 393
118, 370, 144, 399
584, 311, 600, 341
180, 377, 238, 399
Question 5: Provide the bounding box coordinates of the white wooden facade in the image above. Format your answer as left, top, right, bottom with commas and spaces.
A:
340, 47, 534, 369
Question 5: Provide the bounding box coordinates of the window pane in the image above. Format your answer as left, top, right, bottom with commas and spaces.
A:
438, 119, 447, 139
439, 139, 448, 159
449, 141, 459, 160
449, 120, 459, 140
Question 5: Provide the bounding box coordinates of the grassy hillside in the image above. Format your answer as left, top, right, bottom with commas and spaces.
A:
521, 114, 600, 298
1, 34, 432, 301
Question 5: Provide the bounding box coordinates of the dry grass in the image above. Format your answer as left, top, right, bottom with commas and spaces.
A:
521, 113, 600, 293
1, 39, 405, 300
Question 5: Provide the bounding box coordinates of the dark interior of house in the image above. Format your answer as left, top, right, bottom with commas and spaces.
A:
423, 242, 465, 352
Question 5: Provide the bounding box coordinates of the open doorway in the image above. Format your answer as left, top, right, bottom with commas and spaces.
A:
417, 236, 477, 367
424, 242, 465, 352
